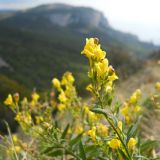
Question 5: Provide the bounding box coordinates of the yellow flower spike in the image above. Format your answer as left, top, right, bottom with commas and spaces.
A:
121, 105, 129, 116
133, 105, 141, 113
88, 127, 96, 142
130, 89, 141, 104
57, 103, 66, 111
129, 95, 137, 104
155, 82, 160, 91
58, 91, 67, 103
4, 94, 13, 106
82, 38, 106, 62
15, 112, 32, 130
32, 92, 40, 102
118, 121, 123, 131
128, 138, 137, 150
109, 138, 121, 149
52, 78, 61, 89
97, 123, 108, 136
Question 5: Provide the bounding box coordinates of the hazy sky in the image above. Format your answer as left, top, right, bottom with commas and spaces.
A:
0, 0, 160, 44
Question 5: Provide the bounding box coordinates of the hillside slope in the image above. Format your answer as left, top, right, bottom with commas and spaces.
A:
0, 3, 158, 94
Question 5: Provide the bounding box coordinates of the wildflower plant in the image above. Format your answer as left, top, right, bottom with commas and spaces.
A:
1, 38, 160, 160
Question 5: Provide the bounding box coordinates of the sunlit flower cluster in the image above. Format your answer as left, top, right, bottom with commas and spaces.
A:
121, 89, 142, 123
82, 38, 118, 106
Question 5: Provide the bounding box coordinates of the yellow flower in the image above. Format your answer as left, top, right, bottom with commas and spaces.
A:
52, 78, 61, 89
58, 91, 67, 102
22, 97, 28, 106
95, 59, 109, 78
35, 116, 44, 124
84, 106, 90, 114
75, 125, 84, 134
94, 45, 106, 61
15, 112, 32, 127
81, 38, 106, 62
86, 84, 94, 92
32, 92, 40, 102
97, 123, 108, 136
121, 105, 129, 116
129, 89, 141, 104
81, 38, 97, 59
133, 105, 141, 113
15, 146, 21, 154
128, 138, 137, 150
109, 138, 121, 149
118, 121, 123, 131
57, 103, 66, 111
88, 127, 96, 141
43, 122, 52, 129
12, 135, 18, 143
125, 116, 131, 124
105, 81, 113, 92
105, 85, 112, 92
155, 82, 160, 91
4, 94, 13, 106
108, 72, 118, 81
88, 111, 98, 122
67, 72, 75, 83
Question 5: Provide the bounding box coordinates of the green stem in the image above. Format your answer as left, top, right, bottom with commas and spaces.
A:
5, 121, 19, 160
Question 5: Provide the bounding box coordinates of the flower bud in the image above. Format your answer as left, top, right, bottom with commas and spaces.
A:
14, 93, 20, 102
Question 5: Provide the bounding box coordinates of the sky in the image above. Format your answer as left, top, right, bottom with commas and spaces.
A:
0, 0, 160, 44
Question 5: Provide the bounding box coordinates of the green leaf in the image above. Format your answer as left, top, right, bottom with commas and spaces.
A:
140, 140, 160, 154
70, 133, 83, 146
91, 108, 107, 115
133, 155, 150, 160
127, 123, 138, 142
61, 123, 70, 139
79, 141, 86, 160
47, 149, 63, 157
85, 145, 98, 153
97, 157, 110, 160
118, 149, 129, 160
41, 145, 62, 154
